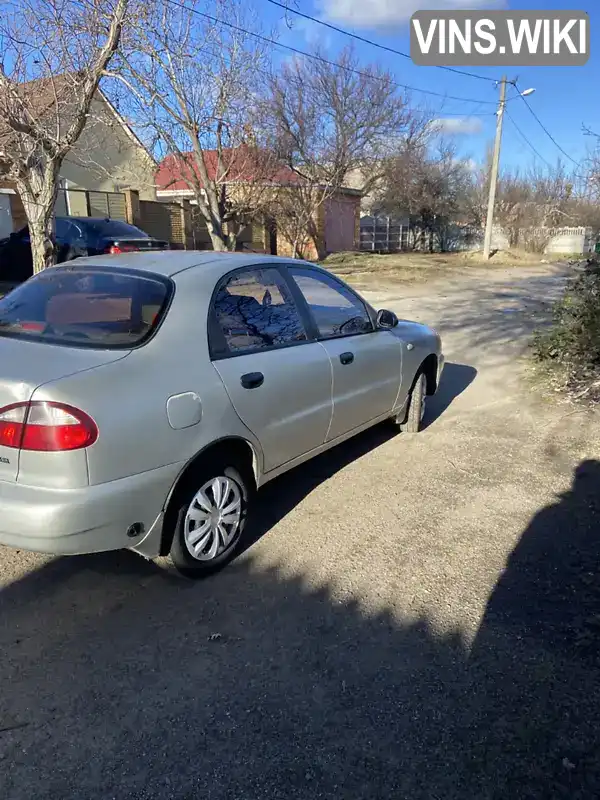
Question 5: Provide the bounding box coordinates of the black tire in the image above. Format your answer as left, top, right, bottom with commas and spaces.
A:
396, 371, 427, 433
168, 462, 250, 579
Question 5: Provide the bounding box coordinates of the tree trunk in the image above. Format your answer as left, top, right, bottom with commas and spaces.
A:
292, 234, 301, 258
16, 161, 60, 273
208, 228, 229, 252
204, 214, 234, 252
308, 221, 326, 261
224, 219, 242, 252
28, 214, 55, 273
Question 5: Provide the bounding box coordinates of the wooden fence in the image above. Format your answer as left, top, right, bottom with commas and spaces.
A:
54, 188, 127, 221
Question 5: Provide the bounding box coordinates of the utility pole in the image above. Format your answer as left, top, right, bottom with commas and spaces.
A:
483, 76, 507, 260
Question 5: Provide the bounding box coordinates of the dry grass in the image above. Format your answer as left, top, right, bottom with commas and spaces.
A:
323, 249, 565, 290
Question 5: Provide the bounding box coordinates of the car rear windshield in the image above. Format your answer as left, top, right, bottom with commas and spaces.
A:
80, 219, 150, 239
0, 267, 172, 349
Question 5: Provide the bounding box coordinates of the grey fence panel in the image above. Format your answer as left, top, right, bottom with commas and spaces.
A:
107, 193, 127, 221
87, 191, 110, 218
359, 216, 409, 252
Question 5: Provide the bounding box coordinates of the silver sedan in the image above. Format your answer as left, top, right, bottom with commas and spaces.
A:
0, 252, 443, 577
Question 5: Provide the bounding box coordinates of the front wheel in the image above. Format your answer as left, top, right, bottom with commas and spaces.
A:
168, 463, 250, 579
394, 372, 427, 433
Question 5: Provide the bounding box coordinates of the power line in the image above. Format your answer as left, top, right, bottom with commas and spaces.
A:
505, 110, 552, 167
514, 81, 581, 167
163, 0, 498, 107
267, 0, 499, 83
506, 109, 588, 181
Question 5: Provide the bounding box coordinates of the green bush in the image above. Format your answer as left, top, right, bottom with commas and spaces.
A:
533, 262, 600, 382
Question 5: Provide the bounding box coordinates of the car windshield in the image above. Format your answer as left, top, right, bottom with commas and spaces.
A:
0, 267, 172, 349
79, 219, 150, 239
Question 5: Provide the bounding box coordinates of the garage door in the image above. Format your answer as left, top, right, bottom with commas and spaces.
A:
324, 196, 356, 253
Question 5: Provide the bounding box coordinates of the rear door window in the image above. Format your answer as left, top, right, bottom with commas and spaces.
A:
210, 267, 308, 356
0, 267, 171, 348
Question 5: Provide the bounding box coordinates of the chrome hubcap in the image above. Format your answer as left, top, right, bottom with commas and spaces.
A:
184, 476, 242, 561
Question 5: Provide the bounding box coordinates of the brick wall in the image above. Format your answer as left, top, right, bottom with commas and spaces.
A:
138, 200, 182, 245
275, 203, 325, 261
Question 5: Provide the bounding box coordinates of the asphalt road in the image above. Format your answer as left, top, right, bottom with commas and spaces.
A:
2, 263, 600, 799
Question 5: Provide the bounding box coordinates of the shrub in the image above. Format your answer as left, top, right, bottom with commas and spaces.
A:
533, 261, 600, 399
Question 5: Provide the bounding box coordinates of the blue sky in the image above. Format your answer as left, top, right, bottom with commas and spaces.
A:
259, 0, 598, 173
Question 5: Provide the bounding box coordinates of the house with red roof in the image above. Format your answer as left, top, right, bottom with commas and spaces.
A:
155, 148, 361, 259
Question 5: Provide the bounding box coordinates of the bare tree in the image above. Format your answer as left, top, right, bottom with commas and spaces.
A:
491, 162, 578, 250
377, 129, 474, 251
117, 0, 276, 252
0, 0, 129, 272
263, 46, 407, 259
270, 182, 324, 260
579, 128, 600, 227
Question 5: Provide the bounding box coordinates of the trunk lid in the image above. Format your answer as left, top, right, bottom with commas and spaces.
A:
102, 237, 169, 254
0, 336, 126, 481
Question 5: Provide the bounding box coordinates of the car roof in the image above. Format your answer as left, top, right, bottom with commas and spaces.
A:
67, 251, 323, 279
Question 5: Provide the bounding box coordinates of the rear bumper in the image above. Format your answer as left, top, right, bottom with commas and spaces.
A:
0, 462, 183, 557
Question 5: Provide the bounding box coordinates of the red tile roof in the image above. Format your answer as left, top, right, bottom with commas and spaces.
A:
155, 147, 303, 191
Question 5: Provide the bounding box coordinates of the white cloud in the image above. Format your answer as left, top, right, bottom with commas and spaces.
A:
463, 158, 479, 172
319, 0, 505, 29
294, 16, 333, 48
432, 116, 484, 134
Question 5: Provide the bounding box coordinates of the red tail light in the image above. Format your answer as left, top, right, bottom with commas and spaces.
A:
105, 244, 139, 255
0, 402, 98, 451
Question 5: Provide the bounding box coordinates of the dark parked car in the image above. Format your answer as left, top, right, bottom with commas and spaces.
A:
0, 216, 169, 284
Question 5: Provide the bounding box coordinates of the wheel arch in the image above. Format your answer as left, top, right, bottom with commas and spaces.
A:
420, 353, 439, 395
159, 436, 259, 556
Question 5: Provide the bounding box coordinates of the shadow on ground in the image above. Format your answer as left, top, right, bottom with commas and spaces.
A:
1, 465, 599, 795
386, 271, 568, 366
244, 361, 475, 550
431, 274, 565, 355
423, 362, 477, 430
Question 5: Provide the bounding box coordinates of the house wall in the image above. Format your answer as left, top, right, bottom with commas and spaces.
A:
59, 95, 156, 200
324, 195, 360, 254
9, 192, 27, 231
275, 203, 324, 261
156, 185, 360, 258
344, 166, 383, 215
0, 192, 12, 239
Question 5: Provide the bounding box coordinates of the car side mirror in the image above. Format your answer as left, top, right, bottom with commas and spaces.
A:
376, 309, 398, 329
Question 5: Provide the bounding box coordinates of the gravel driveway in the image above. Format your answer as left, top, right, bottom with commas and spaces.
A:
1, 263, 600, 799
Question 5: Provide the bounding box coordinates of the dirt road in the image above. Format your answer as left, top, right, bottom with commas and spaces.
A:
1, 263, 600, 799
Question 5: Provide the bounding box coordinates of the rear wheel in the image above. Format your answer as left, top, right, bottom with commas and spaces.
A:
168, 462, 250, 579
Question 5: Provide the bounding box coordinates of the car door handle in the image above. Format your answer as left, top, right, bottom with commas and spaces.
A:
339, 352, 354, 365
240, 372, 264, 389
